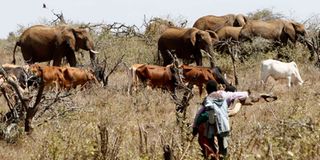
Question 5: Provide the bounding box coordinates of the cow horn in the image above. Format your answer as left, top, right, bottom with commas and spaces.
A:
90, 50, 99, 54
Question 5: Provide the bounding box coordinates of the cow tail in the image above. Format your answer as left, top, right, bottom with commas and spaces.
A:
12, 41, 21, 64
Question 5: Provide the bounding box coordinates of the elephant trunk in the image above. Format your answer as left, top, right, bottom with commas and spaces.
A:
89, 50, 98, 67
304, 38, 316, 61
206, 45, 215, 68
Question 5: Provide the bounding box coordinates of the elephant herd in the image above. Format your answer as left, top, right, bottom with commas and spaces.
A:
158, 13, 312, 67
11, 14, 311, 71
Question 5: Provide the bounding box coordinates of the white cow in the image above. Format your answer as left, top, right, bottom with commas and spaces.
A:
260, 59, 304, 87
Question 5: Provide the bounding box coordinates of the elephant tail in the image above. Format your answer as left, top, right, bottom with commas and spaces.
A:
12, 41, 21, 64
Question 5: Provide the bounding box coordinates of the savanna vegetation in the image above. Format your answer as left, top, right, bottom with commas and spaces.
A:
0, 9, 319, 160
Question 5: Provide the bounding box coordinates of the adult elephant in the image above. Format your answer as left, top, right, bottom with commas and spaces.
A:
239, 19, 307, 45
216, 26, 242, 41
158, 27, 218, 66
193, 14, 247, 32
12, 25, 98, 67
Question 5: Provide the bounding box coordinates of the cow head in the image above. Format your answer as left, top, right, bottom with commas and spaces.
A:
26, 64, 43, 89
291, 62, 304, 85
212, 66, 237, 92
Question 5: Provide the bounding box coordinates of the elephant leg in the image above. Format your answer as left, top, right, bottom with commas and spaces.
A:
21, 53, 34, 65
162, 50, 173, 66
52, 49, 64, 66
66, 52, 77, 67
53, 57, 62, 66
194, 50, 202, 66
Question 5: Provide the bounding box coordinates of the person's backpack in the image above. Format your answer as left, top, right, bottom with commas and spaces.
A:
202, 92, 230, 136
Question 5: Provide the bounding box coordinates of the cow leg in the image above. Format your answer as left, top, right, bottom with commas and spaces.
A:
261, 74, 269, 90
198, 84, 203, 96
54, 81, 59, 93
287, 76, 292, 87
194, 50, 202, 66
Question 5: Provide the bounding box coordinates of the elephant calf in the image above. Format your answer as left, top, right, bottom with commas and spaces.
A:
216, 26, 242, 41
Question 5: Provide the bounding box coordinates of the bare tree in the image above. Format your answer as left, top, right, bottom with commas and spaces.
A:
309, 31, 320, 67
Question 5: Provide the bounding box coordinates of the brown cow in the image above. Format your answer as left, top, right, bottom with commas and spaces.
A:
29, 65, 98, 91
127, 63, 182, 95
61, 67, 98, 90
180, 64, 236, 95
29, 64, 65, 92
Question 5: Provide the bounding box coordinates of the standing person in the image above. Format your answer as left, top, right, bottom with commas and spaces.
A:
192, 80, 248, 159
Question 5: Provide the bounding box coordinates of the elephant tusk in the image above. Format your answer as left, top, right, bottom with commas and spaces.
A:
201, 50, 212, 59
90, 50, 99, 54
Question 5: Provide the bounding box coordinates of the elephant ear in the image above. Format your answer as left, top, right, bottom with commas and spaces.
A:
234, 14, 247, 27
283, 22, 296, 42
206, 30, 219, 41
291, 22, 306, 36
190, 29, 199, 46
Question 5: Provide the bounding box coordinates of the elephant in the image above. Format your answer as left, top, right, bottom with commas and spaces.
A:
157, 27, 219, 66
216, 26, 242, 41
239, 19, 307, 45
12, 25, 98, 67
193, 14, 248, 32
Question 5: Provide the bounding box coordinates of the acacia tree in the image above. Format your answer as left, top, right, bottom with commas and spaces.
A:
247, 8, 284, 21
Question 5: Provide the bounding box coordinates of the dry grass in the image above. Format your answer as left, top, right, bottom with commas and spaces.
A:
0, 28, 319, 160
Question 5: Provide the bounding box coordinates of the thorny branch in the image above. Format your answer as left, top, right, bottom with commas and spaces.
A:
104, 54, 125, 86
0, 66, 45, 132
101, 22, 145, 38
